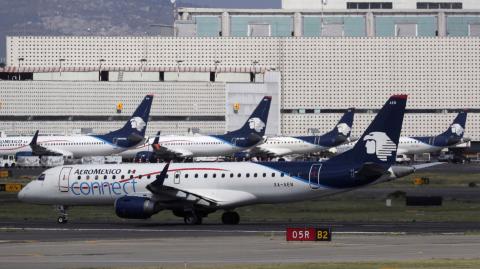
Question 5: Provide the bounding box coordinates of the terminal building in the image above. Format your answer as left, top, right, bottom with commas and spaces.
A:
0, 0, 479, 149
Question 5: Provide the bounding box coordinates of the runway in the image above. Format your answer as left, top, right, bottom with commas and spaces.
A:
1, 233, 480, 269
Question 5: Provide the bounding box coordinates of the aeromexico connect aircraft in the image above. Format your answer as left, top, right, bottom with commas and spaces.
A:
335, 111, 468, 156
120, 96, 272, 160
19, 95, 439, 225
0, 95, 153, 158
250, 108, 355, 157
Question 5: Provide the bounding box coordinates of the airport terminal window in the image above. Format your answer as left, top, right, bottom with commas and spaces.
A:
347, 2, 392, 9
416, 2, 462, 9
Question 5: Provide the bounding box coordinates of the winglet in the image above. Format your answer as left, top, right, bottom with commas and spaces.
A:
30, 130, 39, 146
146, 162, 171, 194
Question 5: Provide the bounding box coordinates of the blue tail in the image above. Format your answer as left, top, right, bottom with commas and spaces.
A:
331, 95, 407, 167
319, 108, 355, 145
213, 96, 272, 148
436, 111, 467, 144
94, 95, 154, 148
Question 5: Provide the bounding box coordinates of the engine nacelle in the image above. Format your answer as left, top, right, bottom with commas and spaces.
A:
114, 196, 159, 219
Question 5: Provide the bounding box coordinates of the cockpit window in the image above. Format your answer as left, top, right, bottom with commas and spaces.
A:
37, 174, 45, 181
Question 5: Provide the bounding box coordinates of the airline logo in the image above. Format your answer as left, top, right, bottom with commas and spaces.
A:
363, 132, 397, 161
450, 123, 464, 136
336, 123, 351, 136
130, 117, 146, 132
248, 117, 266, 133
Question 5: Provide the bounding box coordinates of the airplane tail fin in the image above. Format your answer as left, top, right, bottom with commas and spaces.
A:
227, 96, 272, 138
97, 95, 154, 147
440, 111, 467, 139
331, 95, 407, 167
323, 108, 355, 143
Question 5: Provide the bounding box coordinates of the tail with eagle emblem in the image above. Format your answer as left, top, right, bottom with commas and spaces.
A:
94, 95, 154, 148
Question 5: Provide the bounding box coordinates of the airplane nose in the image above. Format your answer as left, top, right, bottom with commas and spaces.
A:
17, 187, 26, 201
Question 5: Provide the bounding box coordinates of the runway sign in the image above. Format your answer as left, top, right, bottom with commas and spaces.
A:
0, 183, 23, 192
286, 227, 332, 241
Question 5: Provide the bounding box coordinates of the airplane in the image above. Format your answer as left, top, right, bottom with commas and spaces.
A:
19, 94, 440, 225
120, 96, 272, 160
333, 111, 469, 156
249, 108, 354, 157
0, 95, 153, 158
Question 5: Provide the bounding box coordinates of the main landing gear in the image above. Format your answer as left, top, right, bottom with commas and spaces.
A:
183, 211, 203, 225
56, 205, 68, 224
221, 211, 240, 225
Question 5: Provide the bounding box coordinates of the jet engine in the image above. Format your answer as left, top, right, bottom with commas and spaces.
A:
114, 196, 160, 219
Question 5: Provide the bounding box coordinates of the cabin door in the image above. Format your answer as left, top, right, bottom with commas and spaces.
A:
58, 167, 72, 192
308, 164, 322, 189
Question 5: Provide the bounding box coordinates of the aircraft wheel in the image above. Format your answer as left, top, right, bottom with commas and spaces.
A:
57, 216, 68, 224
221, 211, 240, 225
184, 213, 202, 225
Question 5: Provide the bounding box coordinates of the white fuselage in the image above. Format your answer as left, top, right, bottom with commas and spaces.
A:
18, 162, 395, 208
255, 136, 328, 157
120, 135, 247, 158
335, 137, 448, 156
0, 135, 125, 158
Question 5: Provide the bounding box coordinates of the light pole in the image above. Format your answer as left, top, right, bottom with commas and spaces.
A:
176, 59, 183, 80
140, 58, 147, 78
59, 58, 65, 77
214, 60, 221, 80
171, 0, 177, 36
18, 57, 24, 80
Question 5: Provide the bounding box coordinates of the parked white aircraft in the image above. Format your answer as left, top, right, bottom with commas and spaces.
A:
250, 109, 354, 157
19, 95, 440, 225
0, 95, 153, 158
334, 111, 469, 156
120, 96, 272, 160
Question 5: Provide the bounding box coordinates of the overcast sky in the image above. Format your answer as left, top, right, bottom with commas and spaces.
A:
178, 0, 281, 8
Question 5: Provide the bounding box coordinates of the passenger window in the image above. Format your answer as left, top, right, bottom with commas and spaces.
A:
175, 174, 180, 179
195, 174, 198, 178
204, 173, 208, 178
263, 173, 266, 177
37, 174, 45, 181
246, 173, 250, 178
130, 175, 134, 179
185, 174, 188, 178
147, 175, 151, 179
254, 173, 257, 178
272, 173, 275, 177
121, 175, 125, 179
230, 173, 234, 178
77, 176, 81, 180
112, 175, 116, 180
86, 175, 90, 180
104, 175, 107, 180
213, 174, 216, 178
237, 173, 241, 177
94, 175, 99, 180
221, 173, 225, 178
280, 173, 284, 177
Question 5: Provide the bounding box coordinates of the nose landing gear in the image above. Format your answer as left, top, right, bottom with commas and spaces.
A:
56, 205, 68, 224
221, 211, 240, 225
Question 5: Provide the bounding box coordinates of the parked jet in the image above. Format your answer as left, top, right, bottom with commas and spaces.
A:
333, 111, 468, 156
120, 96, 272, 160
19, 95, 439, 224
0, 95, 153, 158
250, 108, 354, 157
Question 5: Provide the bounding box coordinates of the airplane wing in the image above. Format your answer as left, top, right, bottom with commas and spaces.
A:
146, 163, 255, 208
250, 146, 293, 157
412, 162, 444, 170
150, 132, 193, 158
29, 130, 71, 157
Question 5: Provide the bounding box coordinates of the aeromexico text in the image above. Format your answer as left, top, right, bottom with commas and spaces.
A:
74, 169, 122, 175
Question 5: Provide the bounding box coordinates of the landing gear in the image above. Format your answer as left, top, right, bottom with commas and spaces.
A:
184, 212, 202, 225
221, 211, 240, 225
56, 205, 68, 224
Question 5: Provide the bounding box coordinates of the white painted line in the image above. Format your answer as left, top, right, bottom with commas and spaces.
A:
0, 227, 465, 236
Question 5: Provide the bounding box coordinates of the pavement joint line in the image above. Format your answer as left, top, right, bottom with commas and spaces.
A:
0, 227, 468, 236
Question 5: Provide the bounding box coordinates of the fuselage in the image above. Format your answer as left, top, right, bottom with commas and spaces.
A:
18, 161, 399, 208
0, 135, 126, 158
120, 135, 253, 159
255, 136, 329, 156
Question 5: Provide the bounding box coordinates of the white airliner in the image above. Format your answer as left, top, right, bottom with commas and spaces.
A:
250, 109, 354, 157
334, 111, 469, 156
0, 95, 153, 158
120, 96, 272, 160
19, 95, 439, 225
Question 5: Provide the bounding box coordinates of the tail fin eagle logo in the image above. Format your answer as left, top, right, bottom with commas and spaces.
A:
130, 117, 146, 132
336, 123, 351, 136
248, 117, 266, 133
450, 123, 464, 136
363, 132, 397, 161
